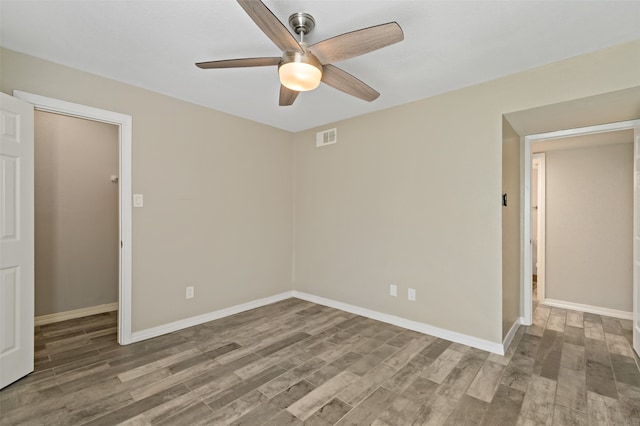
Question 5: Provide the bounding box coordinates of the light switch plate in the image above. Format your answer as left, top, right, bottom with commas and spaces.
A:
408, 288, 416, 301
133, 194, 144, 207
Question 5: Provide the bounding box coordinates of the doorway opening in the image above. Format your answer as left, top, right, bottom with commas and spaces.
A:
14, 91, 133, 344
530, 131, 633, 318
34, 111, 120, 327
522, 120, 639, 327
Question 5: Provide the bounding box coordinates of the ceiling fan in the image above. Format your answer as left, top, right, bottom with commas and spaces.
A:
196, 0, 404, 106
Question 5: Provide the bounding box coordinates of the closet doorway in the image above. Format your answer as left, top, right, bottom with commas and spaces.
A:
34, 111, 119, 324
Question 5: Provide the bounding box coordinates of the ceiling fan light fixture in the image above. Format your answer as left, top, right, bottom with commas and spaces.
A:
278, 51, 322, 92
196, 1, 404, 105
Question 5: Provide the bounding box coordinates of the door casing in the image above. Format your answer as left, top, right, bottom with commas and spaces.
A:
634, 123, 640, 357
14, 91, 134, 345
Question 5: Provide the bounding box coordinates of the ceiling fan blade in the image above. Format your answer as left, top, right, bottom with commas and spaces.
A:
196, 57, 281, 69
309, 22, 403, 64
279, 85, 300, 106
237, 0, 302, 53
321, 64, 379, 102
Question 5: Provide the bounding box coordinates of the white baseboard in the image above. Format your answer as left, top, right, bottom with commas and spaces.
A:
129, 290, 506, 355
502, 317, 524, 354
292, 291, 504, 355
35, 302, 118, 326
130, 291, 295, 343
542, 298, 632, 320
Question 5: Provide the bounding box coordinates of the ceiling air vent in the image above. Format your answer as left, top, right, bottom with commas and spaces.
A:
316, 128, 337, 147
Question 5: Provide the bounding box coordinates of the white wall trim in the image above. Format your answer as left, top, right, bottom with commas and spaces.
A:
543, 298, 632, 320
130, 292, 295, 343
634, 123, 640, 357
130, 290, 506, 354
35, 302, 118, 326
522, 119, 640, 327
13, 90, 134, 345
521, 135, 533, 326
502, 316, 524, 354
292, 291, 505, 355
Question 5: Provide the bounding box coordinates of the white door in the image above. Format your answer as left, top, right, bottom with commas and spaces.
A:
0, 93, 34, 389
634, 123, 640, 357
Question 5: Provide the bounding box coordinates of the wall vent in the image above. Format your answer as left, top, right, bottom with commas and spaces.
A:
316, 128, 337, 147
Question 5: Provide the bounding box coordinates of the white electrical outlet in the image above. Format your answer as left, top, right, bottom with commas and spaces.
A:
186, 286, 194, 299
408, 288, 416, 301
390, 284, 397, 297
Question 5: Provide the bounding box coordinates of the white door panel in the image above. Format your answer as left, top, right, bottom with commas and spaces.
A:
0, 93, 34, 389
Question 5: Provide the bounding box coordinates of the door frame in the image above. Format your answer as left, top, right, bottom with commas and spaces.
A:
635, 123, 640, 357
14, 91, 133, 345
522, 119, 640, 326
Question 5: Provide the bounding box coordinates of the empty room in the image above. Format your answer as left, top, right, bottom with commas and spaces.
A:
1, 1, 640, 425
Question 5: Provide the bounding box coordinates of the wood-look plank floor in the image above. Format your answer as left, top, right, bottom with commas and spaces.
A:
1, 298, 639, 425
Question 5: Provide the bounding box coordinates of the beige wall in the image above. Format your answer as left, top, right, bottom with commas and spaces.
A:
1, 48, 294, 331
293, 40, 640, 344
502, 118, 521, 338
35, 111, 119, 316
2, 39, 639, 344
545, 142, 633, 312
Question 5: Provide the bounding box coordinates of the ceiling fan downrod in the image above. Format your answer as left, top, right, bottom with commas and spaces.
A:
288, 12, 315, 44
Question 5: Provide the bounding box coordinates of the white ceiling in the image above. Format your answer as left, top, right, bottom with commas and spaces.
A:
2, 1, 639, 132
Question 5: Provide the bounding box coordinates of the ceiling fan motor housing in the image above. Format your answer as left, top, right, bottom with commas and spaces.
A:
275, 12, 322, 92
